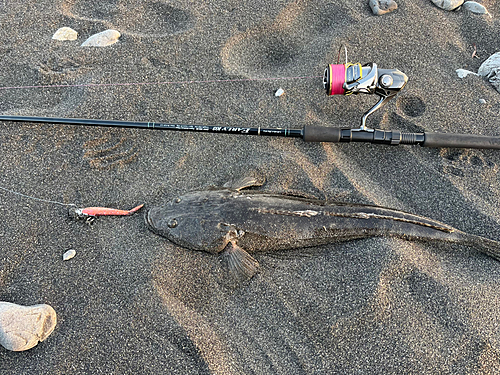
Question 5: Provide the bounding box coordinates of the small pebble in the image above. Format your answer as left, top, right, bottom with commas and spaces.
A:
369, 0, 398, 15
479, 98, 486, 104
63, 249, 76, 261
0, 302, 57, 351
463, 1, 489, 14
456, 69, 478, 78
81, 29, 121, 47
275, 88, 285, 97
430, 0, 464, 11
52, 27, 78, 41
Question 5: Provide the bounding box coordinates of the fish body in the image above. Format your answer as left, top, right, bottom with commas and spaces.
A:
146, 185, 500, 279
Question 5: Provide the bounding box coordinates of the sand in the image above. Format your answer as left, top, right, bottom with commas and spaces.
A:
1, 0, 500, 373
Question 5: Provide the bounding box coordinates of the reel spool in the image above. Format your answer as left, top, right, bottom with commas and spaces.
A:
323, 61, 408, 130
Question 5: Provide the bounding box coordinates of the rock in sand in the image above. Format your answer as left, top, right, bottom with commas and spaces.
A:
478, 52, 500, 92
430, 0, 464, 11
463, 1, 489, 14
369, 0, 398, 15
275, 88, 284, 97
63, 249, 76, 260
81, 30, 121, 47
456, 68, 478, 78
52, 27, 78, 41
0, 302, 57, 351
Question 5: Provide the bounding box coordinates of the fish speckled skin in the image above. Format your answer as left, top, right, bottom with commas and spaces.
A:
146, 185, 500, 279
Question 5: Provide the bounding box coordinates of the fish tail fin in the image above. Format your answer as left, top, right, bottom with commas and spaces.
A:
463, 233, 500, 262
221, 242, 259, 281
127, 204, 144, 215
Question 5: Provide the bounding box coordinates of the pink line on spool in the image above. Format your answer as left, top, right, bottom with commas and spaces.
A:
328, 64, 346, 95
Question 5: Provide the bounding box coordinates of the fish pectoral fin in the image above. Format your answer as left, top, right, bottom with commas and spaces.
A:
223, 173, 265, 191
221, 242, 259, 280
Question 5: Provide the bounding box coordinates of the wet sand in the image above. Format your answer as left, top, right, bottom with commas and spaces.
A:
1, 0, 500, 373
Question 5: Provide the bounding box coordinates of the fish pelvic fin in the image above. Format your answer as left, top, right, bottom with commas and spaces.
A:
221, 242, 259, 281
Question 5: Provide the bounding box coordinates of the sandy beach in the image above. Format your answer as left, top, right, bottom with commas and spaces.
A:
1, 0, 500, 373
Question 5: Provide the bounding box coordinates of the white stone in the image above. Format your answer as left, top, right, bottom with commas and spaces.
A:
81, 30, 121, 47
479, 98, 486, 104
0, 302, 57, 351
456, 69, 478, 78
430, 0, 464, 11
275, 88, 284, 97
63, 249, 76, 261
369, 0, 398, 15
463, 1, 489, 14
52, 27, 78, 41
478, 52, 500, 92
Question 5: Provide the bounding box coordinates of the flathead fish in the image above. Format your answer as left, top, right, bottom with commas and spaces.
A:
146, 177, 500, 280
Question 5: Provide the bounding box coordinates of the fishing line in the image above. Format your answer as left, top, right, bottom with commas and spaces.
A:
0, 185, 76, 207
0, 75, 320, 208
0, 75, 322, 91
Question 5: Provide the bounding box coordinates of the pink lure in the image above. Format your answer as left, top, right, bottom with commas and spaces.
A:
76, 204, 144, 218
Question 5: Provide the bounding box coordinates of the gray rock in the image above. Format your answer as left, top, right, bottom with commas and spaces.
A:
52, 27, 78, 41
81, 30, 121, 47
430, 0, 464, 11
0, 302, 57, 351
463, 1, 489, 14
369, 0, 398, 15
478, 52, 500, 92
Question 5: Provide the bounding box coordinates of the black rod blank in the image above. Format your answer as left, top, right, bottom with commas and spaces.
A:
0, 115, 303, 138
1, 115, 500, 149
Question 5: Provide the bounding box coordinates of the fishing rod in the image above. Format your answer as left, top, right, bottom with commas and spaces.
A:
1, 61, 500, 149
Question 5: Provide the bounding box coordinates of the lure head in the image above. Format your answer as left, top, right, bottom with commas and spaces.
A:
68, 208, 85, 219
323, 62, 408, 129
68, 208, 95, 224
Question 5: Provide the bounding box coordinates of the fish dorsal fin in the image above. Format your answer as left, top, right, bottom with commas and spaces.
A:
223, 174, 265, 191
221, 242, 259, 280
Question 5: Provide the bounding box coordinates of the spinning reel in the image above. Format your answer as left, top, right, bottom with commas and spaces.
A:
323, 60, 408, 131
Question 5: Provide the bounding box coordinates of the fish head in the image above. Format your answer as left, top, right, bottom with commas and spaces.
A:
146, 190, 234, 254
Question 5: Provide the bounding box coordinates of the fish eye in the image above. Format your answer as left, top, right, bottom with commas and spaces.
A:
167, 219, 178, 228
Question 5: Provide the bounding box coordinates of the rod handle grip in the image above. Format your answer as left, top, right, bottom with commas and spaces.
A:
423, 132, 500, 149
303, 125, 341, 143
